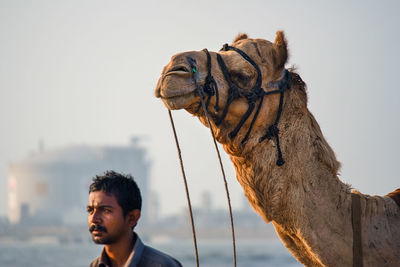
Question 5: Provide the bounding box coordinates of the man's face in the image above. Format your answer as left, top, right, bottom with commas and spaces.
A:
87, 191, 133, 244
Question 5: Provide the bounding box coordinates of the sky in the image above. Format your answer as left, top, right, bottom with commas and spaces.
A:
1, 0, 400, 218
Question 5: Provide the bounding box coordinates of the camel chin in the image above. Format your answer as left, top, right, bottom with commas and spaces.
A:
160, 91, 198, 110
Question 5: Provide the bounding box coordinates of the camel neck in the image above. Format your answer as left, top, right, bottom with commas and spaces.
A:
227, 107, 351, 223
226, 108, 354, 266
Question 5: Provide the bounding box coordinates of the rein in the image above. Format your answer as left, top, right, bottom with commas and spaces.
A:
168, 111, 200, 267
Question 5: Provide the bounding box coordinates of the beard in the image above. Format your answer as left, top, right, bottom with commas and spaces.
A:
89, 224, 124, 244
92, 234, 116, 244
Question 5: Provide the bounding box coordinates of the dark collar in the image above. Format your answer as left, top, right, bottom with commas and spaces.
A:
97, 232, 141, 267
98, 247, 112, 267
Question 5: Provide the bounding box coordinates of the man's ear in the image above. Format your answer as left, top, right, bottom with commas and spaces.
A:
126, 209, 141, 228
273, 31, 288, 69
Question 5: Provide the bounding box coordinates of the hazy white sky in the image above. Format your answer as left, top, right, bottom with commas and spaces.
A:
1, 0, 399, 217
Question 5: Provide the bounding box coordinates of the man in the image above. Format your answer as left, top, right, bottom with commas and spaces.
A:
87, 170, 182, 267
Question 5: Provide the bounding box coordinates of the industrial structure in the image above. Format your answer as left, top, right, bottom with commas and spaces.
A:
8, 138, 151, 226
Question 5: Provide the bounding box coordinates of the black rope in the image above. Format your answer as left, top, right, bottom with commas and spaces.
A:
214, 54, 239, 125
196, 45, 291, 167
197, 88, 237, 267
241, 95, 264, 144
221, 44, 262, 88
189, 58, 237, 267
167, 111, 200, 267
202, 49, 220, 112
216, 46, 266, 142
229, 101, 255, 139
259, 70, 290, 166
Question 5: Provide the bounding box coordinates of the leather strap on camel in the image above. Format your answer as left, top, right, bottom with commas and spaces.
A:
351, 193, 363, 267
192, 46, 291, 166
351, 188, 400, 267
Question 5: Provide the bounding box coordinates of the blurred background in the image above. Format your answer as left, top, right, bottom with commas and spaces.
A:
0, 0, 399, 266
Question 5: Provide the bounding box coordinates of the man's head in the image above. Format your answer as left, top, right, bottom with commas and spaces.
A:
89, 171, 142, 216
87, 171, 141, 245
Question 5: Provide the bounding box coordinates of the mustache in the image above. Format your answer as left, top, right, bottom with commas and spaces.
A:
89, 224, 107, 233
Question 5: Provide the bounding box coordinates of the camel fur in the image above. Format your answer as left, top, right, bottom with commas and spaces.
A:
155, 31, 400, 266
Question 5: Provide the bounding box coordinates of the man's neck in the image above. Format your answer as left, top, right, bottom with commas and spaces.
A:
104, 232, 136, 267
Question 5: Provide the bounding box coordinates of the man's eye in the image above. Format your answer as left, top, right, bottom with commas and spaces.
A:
104, 209, 111, 213
87, 208, 93, 214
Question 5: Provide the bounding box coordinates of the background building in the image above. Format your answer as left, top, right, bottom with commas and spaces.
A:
8, 138, 151, 226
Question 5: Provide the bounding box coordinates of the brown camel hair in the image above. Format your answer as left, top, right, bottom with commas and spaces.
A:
155, 31, 400, 266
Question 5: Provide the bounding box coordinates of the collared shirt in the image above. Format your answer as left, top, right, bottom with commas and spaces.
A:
90, 233, 182, 267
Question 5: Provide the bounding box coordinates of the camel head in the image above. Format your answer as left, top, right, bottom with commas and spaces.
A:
155, 32, 305, 155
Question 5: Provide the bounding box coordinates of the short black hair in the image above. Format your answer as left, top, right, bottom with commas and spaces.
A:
89, 171, 142, 217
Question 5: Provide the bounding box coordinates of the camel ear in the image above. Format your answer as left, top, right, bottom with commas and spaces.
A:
273, 31, 288, 69
233, 33, 248, 43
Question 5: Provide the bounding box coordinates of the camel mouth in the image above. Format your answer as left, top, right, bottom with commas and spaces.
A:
155, 62, 198, 110
156, 65, 196, 99
164, 65, 190, 76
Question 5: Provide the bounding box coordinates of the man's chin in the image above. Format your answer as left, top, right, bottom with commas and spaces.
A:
92, 235, 112, 245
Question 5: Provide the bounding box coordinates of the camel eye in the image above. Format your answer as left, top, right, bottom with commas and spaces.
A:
230, 71, 252, 86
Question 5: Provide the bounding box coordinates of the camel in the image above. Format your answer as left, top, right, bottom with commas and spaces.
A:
154, 31, 400, 266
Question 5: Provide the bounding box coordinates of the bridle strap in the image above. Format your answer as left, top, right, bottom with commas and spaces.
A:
217, 44, 264, 139
351, 193, 363, 267
221, 44, 262, 88
194, 49, 220, 114
241, 95, 264, 144
259, 69, 290, 166
214, 53, 240, 125
196, 45, 291, 166
202, 49, 220, 112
